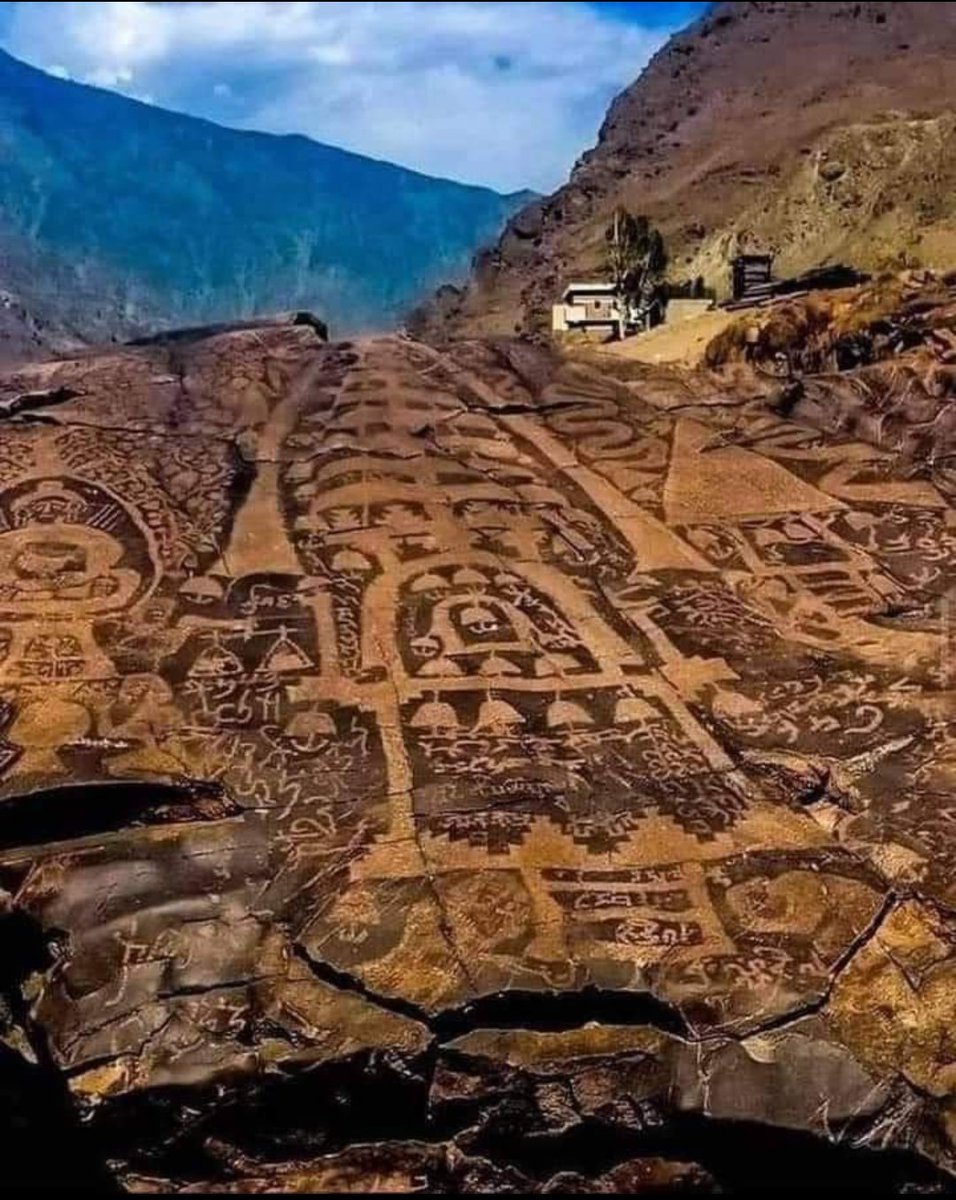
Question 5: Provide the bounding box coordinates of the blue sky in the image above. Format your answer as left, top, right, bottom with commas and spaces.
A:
0, 2, 707, 192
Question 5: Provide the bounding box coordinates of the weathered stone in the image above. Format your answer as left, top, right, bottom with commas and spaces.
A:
0, 324, 951, 1190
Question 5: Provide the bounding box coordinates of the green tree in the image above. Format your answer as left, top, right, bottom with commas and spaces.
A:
605, 207, 668, 334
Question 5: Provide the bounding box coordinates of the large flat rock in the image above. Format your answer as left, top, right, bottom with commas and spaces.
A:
0, 327, 952, 1190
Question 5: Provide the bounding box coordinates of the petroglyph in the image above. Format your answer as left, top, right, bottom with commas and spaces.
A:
0, 324, 952, 1190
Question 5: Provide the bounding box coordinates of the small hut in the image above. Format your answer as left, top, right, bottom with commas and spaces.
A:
731, 254, 774, 303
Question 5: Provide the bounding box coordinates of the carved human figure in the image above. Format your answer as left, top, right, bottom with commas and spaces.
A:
0, 479, 154, 683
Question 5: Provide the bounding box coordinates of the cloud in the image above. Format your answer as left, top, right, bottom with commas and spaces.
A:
1, 1, 698, 191
85, 64, 134, 88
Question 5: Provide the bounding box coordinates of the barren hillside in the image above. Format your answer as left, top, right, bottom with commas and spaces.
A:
416, 1, 956, 340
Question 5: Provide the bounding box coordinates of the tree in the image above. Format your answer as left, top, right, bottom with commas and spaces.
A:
605, 207, 668, 335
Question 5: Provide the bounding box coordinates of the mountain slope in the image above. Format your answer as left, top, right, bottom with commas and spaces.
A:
416, 1, 956, 340
0, 49, 531, 344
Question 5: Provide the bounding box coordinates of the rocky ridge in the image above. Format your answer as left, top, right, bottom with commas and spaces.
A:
0, 48, 530, 353
416, 1, 956, 341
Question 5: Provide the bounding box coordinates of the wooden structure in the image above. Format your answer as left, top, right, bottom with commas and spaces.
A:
731, 253, 774, 303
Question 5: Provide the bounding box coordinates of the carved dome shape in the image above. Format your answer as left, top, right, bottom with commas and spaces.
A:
330, 550, 374, 574
409, 634, 442, 658
409, 700, 460, 730
409, 572, 449, 593
475, 699, 524, 731
416, 656, 463, 677
451, 567, 487, 587
458, 604, 501, 635
546, 699, 594, 729
479, 654, 521, 677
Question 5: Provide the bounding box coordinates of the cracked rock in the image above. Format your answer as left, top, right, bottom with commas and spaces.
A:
0, 323, 951, 1191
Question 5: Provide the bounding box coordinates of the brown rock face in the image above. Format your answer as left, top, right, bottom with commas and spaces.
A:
415, 1, 956, 341
0, 323, 952, 1190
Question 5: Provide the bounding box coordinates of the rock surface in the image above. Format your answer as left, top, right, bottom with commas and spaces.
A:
0, 323, 952, 1190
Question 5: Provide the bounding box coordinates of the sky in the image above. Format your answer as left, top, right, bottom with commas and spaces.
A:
0, 1, 707, 193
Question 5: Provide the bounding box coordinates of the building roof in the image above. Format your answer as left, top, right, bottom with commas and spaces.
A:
561, 281, 619, 301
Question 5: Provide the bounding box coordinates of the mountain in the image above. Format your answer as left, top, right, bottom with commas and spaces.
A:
0, 49, 532, 348
416, 1, 956, 340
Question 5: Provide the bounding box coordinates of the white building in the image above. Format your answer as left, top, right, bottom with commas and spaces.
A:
551, 282, 623, 334
551, 281, 669, 336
